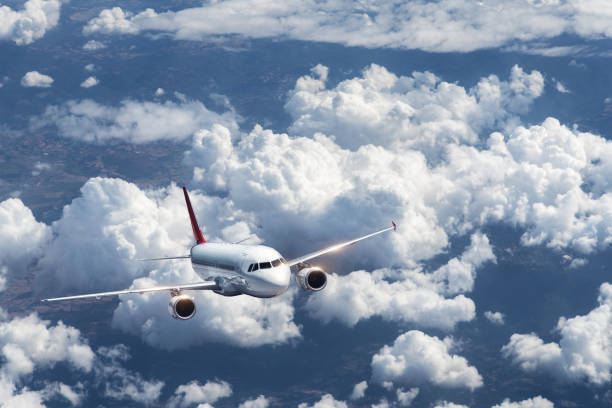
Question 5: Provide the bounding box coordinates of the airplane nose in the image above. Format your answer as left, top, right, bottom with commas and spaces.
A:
264, 266, 291, 293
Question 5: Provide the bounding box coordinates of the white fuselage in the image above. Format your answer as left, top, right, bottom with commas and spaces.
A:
190, 243, 291, 298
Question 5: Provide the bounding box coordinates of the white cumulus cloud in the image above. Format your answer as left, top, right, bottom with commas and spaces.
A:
37, 97, 239, 143
168, 379, 232, 408
0, 0, 63, 45
396, 387, 419, 407
0, 313, 94, 380
36, 178, 195, 294
185, 122, 444, 267
433, 403, 469, 408
239, 395, 270, 408
491, 396, 554, 408
503, 282, 612, 385
0, 198, 51, 291
372, 399, 390, 408
187, 65, 612, 268
554, 79, 571, 94
298, 394, 348, 408
0, 310, 95, 407
82, 39, 106, 51
94, 344, 164, 404
350, 380, 367, 400
83, 7, 144, 35
42, 382, 85, 406
21, 71, 54, 88
285, 64, 543, 156
484, 311, 506, 325
112, 277, 300, 349
303, 233, 494, 330
176, 65, 612, 341
371, 330, 483, 390
80, 76, 99, 88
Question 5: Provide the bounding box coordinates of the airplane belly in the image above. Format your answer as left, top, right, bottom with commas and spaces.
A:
243, 285, 286, 298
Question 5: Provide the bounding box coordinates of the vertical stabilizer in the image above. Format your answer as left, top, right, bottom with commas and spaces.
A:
183, 187, 206, 245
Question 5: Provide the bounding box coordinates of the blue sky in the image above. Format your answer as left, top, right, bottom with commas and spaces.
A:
2, 1, 612, 407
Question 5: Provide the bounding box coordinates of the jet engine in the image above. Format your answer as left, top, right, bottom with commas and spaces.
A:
296, 267, 327, 291
168, 294, 196, 320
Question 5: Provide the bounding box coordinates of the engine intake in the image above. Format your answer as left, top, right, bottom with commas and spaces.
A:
168, 294, 196, 320
296, 267, 327, 291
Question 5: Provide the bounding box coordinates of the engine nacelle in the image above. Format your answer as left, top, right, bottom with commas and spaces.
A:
168, 294, 196, 320
296, 267, 327, 291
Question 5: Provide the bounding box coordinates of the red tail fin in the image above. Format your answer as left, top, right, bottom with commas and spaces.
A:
183, 187, 206, 244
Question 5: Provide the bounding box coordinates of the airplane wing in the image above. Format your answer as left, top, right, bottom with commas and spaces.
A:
287, 222, 396, 267
41, 281, 218, 302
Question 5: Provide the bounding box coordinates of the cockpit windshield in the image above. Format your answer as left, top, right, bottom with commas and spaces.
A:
247, 258, 286, 272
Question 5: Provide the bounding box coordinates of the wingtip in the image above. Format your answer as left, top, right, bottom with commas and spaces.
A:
392, 221, 397, 231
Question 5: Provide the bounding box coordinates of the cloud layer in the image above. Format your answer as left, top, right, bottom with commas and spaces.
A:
285, 64, 543, 156
168, 379, 232, 408
21, 71, 54, 88
492, 396, 554, 408
297, 394, 348, 408
0, 198, 51, 291
83, 1, 612, 53
93, 344, 164, 405
0, 311, 94, 407
371, 330, 483, 390
80, 76, 99, 88
30, 64, 612, 349
0, 0, 62, 45
186, 65, 612, 268
303, 233, 494, 330
40, 64, 612, 261
37, 97, 239, 144
503, 282, 612, 385
434, 397, 554, 408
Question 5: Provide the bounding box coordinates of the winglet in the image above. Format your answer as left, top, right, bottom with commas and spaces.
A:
183, 187, 206, 244
392, 221, 397, 231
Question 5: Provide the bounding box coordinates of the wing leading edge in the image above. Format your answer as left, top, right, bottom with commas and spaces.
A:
41, 281, 218, 302
287, 221, 397, 267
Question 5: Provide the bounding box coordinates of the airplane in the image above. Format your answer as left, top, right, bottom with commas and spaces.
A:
42, 187, 396, 320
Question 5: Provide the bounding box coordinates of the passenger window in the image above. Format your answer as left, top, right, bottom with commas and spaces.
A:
272, 259, 281, 267
260, 262, 272, 269
252, 263, 259, 271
